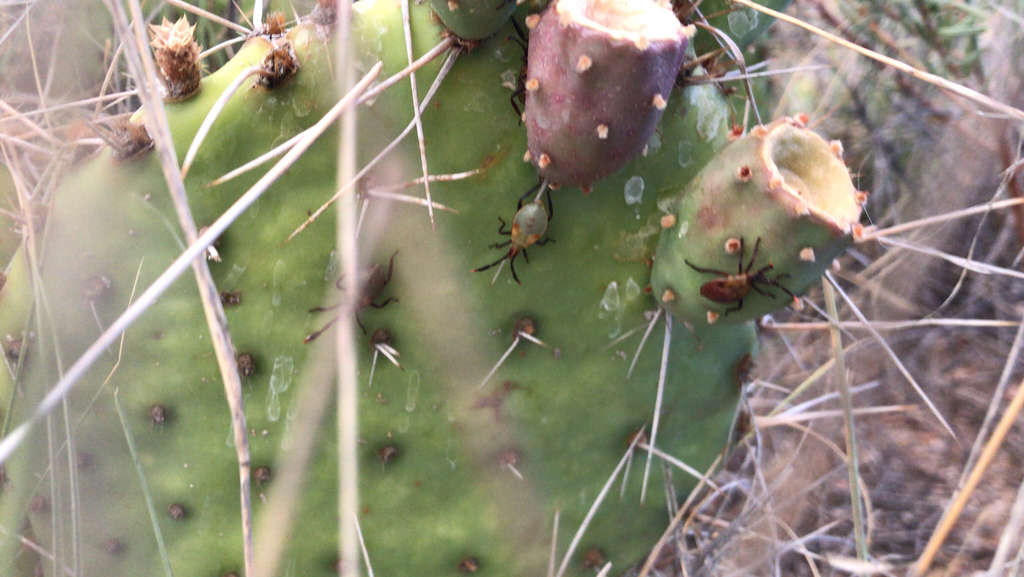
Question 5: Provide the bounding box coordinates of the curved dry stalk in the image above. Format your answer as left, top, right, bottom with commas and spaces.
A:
180, 66, 262, 178
823, 279, 867, 561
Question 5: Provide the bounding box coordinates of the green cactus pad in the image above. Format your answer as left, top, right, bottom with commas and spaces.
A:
0, 1, 772, 576
427, 0, 518, 41
650, 116, 864, 325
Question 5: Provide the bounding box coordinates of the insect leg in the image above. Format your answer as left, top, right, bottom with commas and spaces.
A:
508, 251, 522, 284
383, 250, 398, 284
684, 260, 729, 276
517, 179, 543, 210
745, 238, 763, 274
472, 253, 511, 273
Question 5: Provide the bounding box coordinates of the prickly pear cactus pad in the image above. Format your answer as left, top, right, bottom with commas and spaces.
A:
0, 1, 803, 576
650, 116, 865, 325
523, 0, 692, 188
427, 0, 517, 40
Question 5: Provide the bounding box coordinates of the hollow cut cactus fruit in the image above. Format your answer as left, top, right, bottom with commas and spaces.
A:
524, 0, 692, 188
650, 116, 865, 325
0, 1, 824, 576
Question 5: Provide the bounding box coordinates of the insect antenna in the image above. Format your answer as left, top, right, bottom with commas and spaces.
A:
472, 253, 511, 274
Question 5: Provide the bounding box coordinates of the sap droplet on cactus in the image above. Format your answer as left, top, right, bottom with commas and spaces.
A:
625, 277, 642, 301
492, 43, 514, 63
445, 437, 457, 470
325, 250, 338, 281
624, 176, 645, 205
688, 85, 726, 140
398, 414, 410, 433
267, 396, 281, 422
463, 92, 492, 113
226, 264, 247, 286
599, 281, 620, 313
727, 9, 758, 36
272, 260, 286, 306
678, 140, 693, 168
292, 98, 313, 117
677, 220, 689, 238
405, 370, 420, 412
270, 355, 294, 394
647, 131, 662, 154
500, 69, 518, 90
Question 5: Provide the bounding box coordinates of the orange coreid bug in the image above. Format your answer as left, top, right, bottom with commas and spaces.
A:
684, 237, 794, 315
472, 181, 554, 285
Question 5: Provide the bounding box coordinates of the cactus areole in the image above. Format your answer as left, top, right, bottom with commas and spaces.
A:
651, 116, 864, 324
524, 0, 693, 188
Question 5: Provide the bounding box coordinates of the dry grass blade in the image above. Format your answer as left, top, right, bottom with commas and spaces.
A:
962, 309, 1024, 488
824, 272, 956, 439
113, 390, 173, 577
731, 0, 1024, 122
823, 279, 867, 561
163, 0, 252, 34
333, 0, 362, 573
765, 319, 1019, 331
555, 433, 643, 577
913, 370, 1024, 575
102, 0, 258, 572
859, 197, 1024, 242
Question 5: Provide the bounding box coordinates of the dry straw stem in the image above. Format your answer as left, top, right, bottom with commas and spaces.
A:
333, 0, 361, 572
102, 0, 259, 572
815, 280, 863, 554
730, 0, 1024, 122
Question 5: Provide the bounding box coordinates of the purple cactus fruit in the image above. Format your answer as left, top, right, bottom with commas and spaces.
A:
524, 0, 693, 188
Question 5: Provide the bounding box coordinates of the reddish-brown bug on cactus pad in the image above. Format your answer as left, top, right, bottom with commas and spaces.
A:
684, 237, 794, 315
